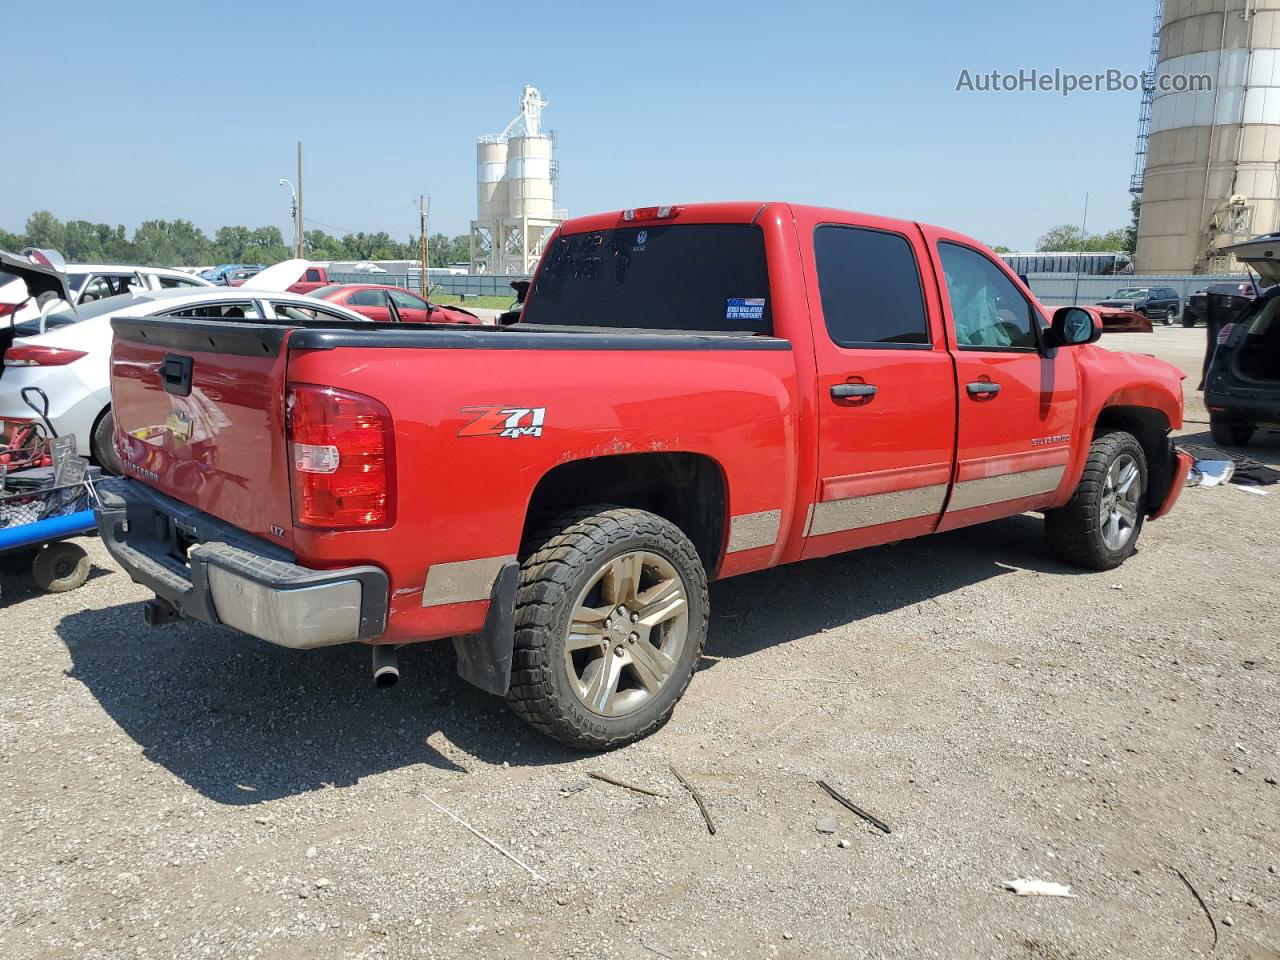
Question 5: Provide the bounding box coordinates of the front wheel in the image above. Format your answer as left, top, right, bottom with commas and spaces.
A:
1045, 431, 1147, 571
506, 505, 709, 750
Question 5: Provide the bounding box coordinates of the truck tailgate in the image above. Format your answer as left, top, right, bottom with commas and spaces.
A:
110, 318, 296, 548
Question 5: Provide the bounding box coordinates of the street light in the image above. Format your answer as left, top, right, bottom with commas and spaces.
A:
279, 177, 299, 257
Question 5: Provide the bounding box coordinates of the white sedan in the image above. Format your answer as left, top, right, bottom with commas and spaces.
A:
0, 287, 371, 472
63, 263, 214, 304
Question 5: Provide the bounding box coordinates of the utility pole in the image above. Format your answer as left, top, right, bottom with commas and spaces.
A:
419, 195, 428, 296
296, 142, 305, 259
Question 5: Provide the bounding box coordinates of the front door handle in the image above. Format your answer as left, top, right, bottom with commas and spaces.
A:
831, 383, 878, 399
966, 381, 1001, 397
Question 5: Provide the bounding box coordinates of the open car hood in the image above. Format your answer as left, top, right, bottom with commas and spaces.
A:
1222, 235, 1280, 286
241, 258, 310, 292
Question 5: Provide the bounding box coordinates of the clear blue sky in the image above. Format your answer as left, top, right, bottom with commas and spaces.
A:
3, 0, 1153, 251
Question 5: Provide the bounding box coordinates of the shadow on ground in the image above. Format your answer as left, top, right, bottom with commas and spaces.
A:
56, 513, 1085, 806
0, 562, 111, 608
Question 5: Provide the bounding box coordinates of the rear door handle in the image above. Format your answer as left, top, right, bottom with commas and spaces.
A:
831, 383, 878, 399
966, 381, 1001, 397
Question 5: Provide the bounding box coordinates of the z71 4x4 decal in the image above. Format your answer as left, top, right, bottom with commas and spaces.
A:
457, 406, 547, 439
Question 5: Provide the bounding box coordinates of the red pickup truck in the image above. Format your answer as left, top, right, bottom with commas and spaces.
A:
95, 202, 1192, 750
287, 265, 334, 294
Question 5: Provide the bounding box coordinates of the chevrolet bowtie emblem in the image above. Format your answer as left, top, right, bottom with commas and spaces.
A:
166, 410, 194, 444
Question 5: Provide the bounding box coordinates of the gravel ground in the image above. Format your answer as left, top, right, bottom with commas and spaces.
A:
2, 327, 1277, 960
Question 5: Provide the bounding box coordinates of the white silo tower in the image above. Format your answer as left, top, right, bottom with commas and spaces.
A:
470, 85, 566, 275
1135, 0, 1280, 274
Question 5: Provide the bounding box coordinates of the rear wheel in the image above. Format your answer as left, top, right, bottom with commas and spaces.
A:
1045, 431, 1147, 571
1210, 413, 1254, 447
506, 505, 708, 750
90, 408, 122, 475
32, 542, 90, 593
1164, 307, 1177, 325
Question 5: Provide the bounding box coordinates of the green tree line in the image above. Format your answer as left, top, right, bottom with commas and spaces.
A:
1, 211, 471, 268
1034, 200, 1141, 255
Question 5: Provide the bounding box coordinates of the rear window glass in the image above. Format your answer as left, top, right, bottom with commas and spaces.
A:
813, 225, 929, 346
522, 224, 772, 334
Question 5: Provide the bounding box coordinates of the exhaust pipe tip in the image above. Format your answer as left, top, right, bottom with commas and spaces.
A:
371, 645, 399, 688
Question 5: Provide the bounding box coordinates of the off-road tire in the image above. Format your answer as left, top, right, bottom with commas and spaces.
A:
90, 408, 122, 475
32, 542, 90, 593
1182, 314, 1197, 328
1210, 413, 1254, 448
506, 505, 709, 750
1045, 430, 1148, 571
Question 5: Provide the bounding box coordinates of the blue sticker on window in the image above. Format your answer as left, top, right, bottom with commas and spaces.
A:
726, 297, 765, 321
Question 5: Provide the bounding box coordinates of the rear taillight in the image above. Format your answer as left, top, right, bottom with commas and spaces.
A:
0, 303, 16, 318
3, 346, 88, 367
287, 383, 395, 529
1217, 323, 1235, 345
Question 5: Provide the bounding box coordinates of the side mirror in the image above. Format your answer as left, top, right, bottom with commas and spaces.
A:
1048, 306, 1101, 348
510, 279, 530, 305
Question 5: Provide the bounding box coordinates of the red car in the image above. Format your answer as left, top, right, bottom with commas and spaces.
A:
309, 284, 482, 324
98, 201, 1192, 750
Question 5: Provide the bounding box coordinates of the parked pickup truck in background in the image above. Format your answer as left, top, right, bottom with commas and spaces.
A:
287, 265, 333, 295
95, 202, 1193, 750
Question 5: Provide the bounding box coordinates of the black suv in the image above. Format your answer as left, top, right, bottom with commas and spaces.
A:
1204, 285, 1280, 446
1095, 286, 1182, 325
1184, 282, 1256, 328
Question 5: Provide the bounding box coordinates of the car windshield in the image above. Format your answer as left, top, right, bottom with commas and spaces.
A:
521, 223, 772, 333
1111, 288, 1148, 299
11, 292, 147, 336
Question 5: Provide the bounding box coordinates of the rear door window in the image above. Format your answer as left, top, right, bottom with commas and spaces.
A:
270, 301, 366, 323
163, 301, 263, 321
348, 289, 387, 307
813, 225, 929, 346
522, 223, 772, 334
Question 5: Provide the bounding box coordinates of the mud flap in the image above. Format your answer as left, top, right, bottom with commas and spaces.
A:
452, 561, 519, 696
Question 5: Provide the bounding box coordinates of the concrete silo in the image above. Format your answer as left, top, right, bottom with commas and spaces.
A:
469, 85, 566, 275
476, 140, 509, 223
1135, 0, 1280, 274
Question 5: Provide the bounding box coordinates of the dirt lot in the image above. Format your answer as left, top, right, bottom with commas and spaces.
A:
2, 327, 1277, 960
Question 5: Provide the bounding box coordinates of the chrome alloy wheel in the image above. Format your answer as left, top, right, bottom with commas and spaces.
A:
1100, 453, 1141, 551
563, 551, 689, 718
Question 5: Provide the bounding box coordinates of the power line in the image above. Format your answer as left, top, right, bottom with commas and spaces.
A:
302, 216, 364, 236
